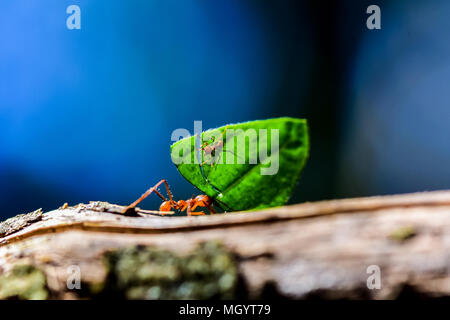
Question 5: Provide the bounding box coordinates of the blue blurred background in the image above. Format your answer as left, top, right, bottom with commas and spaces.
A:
0, 0, 448, 218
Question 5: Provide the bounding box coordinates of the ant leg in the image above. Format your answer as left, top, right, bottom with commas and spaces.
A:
200, 157, 213, 167
210, 127, 228, 166
199, 127, 227, 151
160, 179, 175, 204
211, 152, 223, 167
190, 200, 216, 215
200, 138, 214, 148
203, 128, 226, 149
122, 179, 173, 213
189, 211, 206, 216
186, 203, 206, 216
179, 202, 188, 211
207, 204, 216, 214
190, 201, 211, 216
189, 202, 199, 211
201, 149, 223, 168
199, 136, 215, 150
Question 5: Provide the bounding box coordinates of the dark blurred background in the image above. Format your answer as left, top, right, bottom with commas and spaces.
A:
0, 0, 449, 218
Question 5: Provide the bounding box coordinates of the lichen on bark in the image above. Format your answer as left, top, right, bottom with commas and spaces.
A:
99, 241, 238, 299
0, 265, 48, 300
0, 208, 43, 237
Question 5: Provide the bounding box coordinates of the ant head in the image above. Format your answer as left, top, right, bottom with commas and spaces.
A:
195, 195, 212, 206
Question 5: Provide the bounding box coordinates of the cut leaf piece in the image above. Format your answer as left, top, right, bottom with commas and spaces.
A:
170, 117, 309, 211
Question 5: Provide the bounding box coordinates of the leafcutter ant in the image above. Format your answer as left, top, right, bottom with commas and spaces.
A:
198, 126, 236, 166
122, 179, 216, 216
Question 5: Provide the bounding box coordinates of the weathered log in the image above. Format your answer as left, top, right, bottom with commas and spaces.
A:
0, 190, 450, 299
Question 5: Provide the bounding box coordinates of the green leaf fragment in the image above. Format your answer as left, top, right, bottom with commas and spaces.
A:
170, 117, 309, 211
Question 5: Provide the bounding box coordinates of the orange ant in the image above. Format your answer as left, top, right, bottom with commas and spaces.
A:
198, 126, 228, 167
122, 179, 216, 216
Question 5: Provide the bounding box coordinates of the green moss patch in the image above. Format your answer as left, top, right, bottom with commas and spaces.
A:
101, 241, 238, 299
0, 265, 48, 300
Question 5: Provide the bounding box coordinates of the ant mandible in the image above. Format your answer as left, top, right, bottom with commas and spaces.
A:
122, 179, 216, 216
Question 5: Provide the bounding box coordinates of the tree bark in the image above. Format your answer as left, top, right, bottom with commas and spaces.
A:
1, 190, 450, 299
